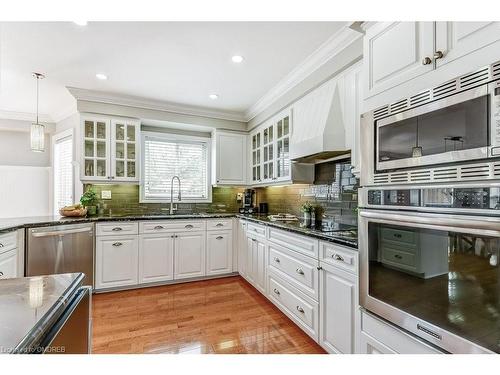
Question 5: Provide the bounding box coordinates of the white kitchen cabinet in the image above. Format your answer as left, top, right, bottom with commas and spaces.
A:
237, 220, 247, 278
359, 332, 397, 354
247, 234, 267, 294
435, 22, 500, 68
0, 248, 17, 279
343, 62, 363, 177
319, 261, 358, 354
174, 231, 206, 279
206, 230, 233, 276
212, 130, 247, 185
81, 114, 140, 182
138, 233, 174, 284
364, 22, 435, 98
95, 235, 139, 289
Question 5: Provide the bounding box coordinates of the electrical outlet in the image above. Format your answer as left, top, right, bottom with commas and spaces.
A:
236, 193, 243, 201
101, 190, 112, 199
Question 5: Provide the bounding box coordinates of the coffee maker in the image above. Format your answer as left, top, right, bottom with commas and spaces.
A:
239, 189, 257, 214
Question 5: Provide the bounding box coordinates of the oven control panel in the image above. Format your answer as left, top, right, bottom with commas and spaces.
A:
368, 187, 500, 210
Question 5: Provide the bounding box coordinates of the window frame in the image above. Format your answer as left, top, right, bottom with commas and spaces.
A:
51, 128, 74, 215
139, 131, 212, 204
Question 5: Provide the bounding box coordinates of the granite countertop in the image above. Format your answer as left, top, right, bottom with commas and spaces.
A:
237, 214, 358, 249
0, 273, 84, 354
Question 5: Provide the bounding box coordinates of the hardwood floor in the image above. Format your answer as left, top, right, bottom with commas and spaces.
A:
92, 276, 326, 354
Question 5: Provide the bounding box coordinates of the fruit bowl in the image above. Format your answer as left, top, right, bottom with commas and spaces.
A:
59, 205, 88, 217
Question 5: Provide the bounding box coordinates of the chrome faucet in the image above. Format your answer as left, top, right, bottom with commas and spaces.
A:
170, 176, 181, 215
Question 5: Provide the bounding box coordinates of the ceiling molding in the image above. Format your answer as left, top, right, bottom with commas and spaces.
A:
67, 87, 247, 123
0, 110, 53, 123
51, 105, 78, 123
244, 24, 363, 122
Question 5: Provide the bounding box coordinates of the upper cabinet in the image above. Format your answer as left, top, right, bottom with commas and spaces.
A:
249, 108, 313, 186
364, 22, 435, 98
211, 130, 247, 186
81, 114, 140, 182
364, 21, 500, 101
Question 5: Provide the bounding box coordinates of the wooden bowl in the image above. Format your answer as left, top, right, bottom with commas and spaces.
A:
59, 208, 88, 217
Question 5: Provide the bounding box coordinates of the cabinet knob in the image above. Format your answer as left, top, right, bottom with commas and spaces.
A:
0, 243, 3, 248
216, 236, 224, 240
332, 253, 345, 262
273, 288, 280, 295
154, 225, 164, 230
0, 271, 3, 276
274, 257, 280, 263
112, 242, 123, 247
433, 50, 444, 60
296, 306, 305, 313
185, 224, 193, 229
422, 56, 432, 65
215, 223, 224, 227
394, 254, 403, 260
112, 227, 123, 231
295, 268, 304, 275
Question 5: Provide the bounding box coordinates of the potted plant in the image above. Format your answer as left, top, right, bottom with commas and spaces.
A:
80, 188, 98, 216
300, 202, 313, 227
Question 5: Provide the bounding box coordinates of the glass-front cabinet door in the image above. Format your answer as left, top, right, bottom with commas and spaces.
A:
83, 118, 110, 181
262, 123, 274, 182
251, 130, 262, 183
111, 119, 140, 181
275, 110, 291, 181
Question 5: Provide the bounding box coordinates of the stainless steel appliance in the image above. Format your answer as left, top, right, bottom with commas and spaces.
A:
360, 60, 500, 186
359, 184, 500, 353
27, 223, 94, 287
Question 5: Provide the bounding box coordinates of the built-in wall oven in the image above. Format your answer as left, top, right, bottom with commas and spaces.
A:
359, 185, 500, 353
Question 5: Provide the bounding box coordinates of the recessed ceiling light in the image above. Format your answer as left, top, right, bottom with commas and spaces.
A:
95, 73, 107, 80
231, 55, 244, 63
208, 94, 219, 100
74, 21, 88, 26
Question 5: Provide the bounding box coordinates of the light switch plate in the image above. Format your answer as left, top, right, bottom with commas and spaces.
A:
236, 193, 243, 201
101, 190, 112, 199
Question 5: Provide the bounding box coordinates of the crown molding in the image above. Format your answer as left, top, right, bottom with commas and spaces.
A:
244, 24, 363, 122
51, 105, 78, 123
67, 87, 247, 123
0, 109, 53, 123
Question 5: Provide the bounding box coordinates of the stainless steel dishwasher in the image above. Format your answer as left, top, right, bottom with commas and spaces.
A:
27, 223, 94, 287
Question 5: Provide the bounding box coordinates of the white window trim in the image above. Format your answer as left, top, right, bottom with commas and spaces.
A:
139, 131, 212, 204
51, 128, 74, 215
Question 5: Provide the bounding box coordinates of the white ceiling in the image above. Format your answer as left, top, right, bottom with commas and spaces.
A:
0, 21, 347, 123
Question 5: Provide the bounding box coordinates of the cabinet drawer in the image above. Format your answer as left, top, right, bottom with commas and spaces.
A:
139, 220, 205, 234
0, 231, 17, 253
0, 248, 17, 279
320, 241, 358, 275
268, 273, 319, 341
382, 247, 416, 269
96, 222, 138, 236
206, 219, 232, 231
268, 243, 319, 300
381, 227, 416, 245
268, 227, 319, 259
247, 222, 266, 238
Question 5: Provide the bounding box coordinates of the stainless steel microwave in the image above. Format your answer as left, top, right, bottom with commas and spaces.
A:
360, 61, 500, 185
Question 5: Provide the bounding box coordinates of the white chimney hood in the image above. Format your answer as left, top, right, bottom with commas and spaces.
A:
290, 76, 350, 163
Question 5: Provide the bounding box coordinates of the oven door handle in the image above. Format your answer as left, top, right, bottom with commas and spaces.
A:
359, 209, 500, 232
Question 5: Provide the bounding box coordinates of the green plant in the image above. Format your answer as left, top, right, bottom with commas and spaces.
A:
300, 202, 313, 213
80, 188, 98, 207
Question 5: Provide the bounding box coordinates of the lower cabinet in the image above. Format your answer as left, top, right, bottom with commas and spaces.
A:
95, 235, 139, 289
359, 332, 397, 354
0, 248, 17, 279
237, 220, 247, 278
206, 230, 233, 276
319, 261, 359, 354
139, 234, 174, 284
246, 234, 267, 294
174, 231, 206, 279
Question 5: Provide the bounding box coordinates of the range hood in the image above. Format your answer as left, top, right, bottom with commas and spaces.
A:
290, 76, 351, 164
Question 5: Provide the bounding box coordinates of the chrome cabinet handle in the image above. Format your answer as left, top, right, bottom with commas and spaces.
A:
273, 288, 280, 295
332, 254, 345, 262
112, 242, 123, 247
296, 306, 304, 313
394, 254, 403, 260
0, 243, 3, 248
111, 227, 123, 231
273, 257, 280, 263
0, 271, 3, 276
393, 233, 402, 239
171, 234, 178, 238
422, 56, 432, 65
215, 223, 224, 227
216, 236, 224, 240
154, 225, 164, 230
185, 224, 193, 229
251, 238, 256, 242
296, 268, 304, 275
433, 50, 444, 60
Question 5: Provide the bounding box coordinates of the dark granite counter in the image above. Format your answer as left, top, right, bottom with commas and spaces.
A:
237, 214, 358, 249
0, 273, 84, 354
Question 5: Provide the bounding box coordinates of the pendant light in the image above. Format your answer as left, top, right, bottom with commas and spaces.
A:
412, 117, 422, 158
30, 72, 46, 152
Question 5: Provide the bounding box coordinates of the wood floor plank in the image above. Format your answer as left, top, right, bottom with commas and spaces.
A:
92, 276, 325, 354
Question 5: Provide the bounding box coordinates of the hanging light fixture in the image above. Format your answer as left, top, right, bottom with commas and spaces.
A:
31, 72, 46, 152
